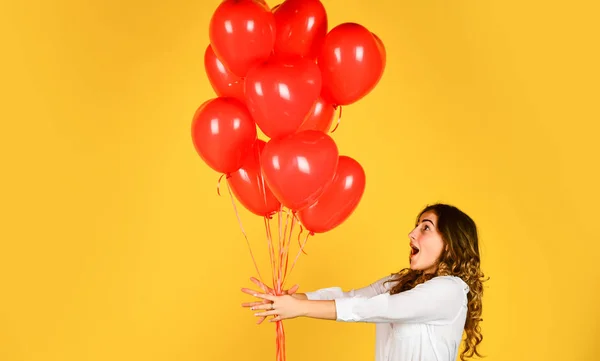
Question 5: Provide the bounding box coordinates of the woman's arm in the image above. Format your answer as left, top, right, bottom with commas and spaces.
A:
303, 275, 395, 301
334, 276, 469, 324
252, 295, 337, 321
301, 300, 337, 320
251, 276, 468, 324
291, 293, 308, 300
242, 275, 394, 303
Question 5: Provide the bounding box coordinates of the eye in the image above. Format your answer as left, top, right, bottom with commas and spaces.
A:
423, 225, 430, 231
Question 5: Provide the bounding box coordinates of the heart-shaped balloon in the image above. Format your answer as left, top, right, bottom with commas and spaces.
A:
191, 98, 257, 174
273, 0, 328, 60
245, 57, 322, 139
297, 96, 336, 133
318, 23, 386, 106
204, 44, 245, 103
297, 156, 366, 233
228, 140, 281, 217
209, 0, 275, 77
261, 130, 338, 210
372, 33, 387, 66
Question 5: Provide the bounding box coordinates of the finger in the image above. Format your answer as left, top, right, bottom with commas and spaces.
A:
270, 316, 283, 322
241, 288, 261, 296
254, 310, 278, 317
256, 316, 266, 325
250, 277, 273, 293
241, 300, 269, 308
250, 303, 274, 311
288, 284, 300, 294
252, 293, 276, 301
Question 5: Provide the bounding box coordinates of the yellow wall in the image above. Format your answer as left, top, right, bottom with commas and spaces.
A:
1, 0, 598, 360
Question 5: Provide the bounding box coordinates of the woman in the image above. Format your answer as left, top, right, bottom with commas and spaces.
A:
241, 203, 487, 361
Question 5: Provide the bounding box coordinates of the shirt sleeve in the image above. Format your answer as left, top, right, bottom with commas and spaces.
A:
304, 275, 394, 301
334, 276, 469, 325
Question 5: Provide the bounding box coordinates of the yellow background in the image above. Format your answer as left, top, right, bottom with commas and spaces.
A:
1, 0, 599, 360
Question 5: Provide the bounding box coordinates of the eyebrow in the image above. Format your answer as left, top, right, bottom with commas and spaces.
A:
420, 219, 435, 227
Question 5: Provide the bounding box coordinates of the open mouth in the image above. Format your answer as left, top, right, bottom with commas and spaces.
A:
410, 244, 420, 257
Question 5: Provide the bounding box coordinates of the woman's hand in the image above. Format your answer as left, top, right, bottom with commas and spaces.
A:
249, 293, 307, 322
241, 277, 299, 324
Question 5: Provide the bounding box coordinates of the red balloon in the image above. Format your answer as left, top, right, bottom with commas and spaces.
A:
273, 0, 328, 60
245, 57, 322, 139
209, 0, 276, 77
261, 130, 338, 210
318, 23, 386, 106
372, 33, 387, 65
297, 97, 335, 133
228, 140, 281, 216
191, 98, 257, 174
271, 3, 281, 12
298, 156, 366, 233
204, 45, 245, 103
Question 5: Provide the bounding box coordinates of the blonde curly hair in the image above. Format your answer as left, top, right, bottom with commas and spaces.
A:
386, 204, 487, 360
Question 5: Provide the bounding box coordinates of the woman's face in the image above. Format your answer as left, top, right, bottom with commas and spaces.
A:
408, 211, 445, 273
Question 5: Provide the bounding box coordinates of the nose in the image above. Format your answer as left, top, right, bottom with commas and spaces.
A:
408, 228, 416, 241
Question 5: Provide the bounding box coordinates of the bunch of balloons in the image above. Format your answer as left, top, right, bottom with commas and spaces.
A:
190, 0, 385, 359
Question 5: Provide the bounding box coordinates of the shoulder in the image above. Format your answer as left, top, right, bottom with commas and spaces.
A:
418, 275, 470, 296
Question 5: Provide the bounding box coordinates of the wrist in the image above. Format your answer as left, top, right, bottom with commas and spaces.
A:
291, 293, 308, 300
299, 299, 311, 317
298, 299, 337, 320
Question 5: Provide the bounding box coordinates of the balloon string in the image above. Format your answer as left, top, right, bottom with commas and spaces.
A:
296, 224, 307, 255
282, 212, 296, 285
255, 143, 271, 214
276, 320, 286, 361
275, 213, 292, 361
293, 213, 307, 255
225, 181, 265, 284
274, 215, 287, 361
277, 207, 283, 252
276, 209, 290, 293
284, 232, 311, 287
264, 216, 277, 290
330, 105, 343, 133
274, 207, 282, 292
283, 210, 291, 274
216, 173, 227, 196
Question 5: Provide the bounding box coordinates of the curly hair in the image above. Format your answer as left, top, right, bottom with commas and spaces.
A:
386, 204, 488, 360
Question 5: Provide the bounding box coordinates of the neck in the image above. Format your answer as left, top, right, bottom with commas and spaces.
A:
423, 265, 438, 275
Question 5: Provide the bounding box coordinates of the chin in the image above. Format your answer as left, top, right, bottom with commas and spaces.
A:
409, 258, 430, 272
409, 260, 421, 271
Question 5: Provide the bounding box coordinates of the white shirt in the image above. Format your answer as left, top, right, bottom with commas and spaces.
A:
305, 275, 470, 361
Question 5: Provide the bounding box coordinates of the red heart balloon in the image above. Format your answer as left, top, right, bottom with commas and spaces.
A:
297, 96, 336, 133
318, 23, 386, 106
261, 130, 338, 210
228, 140, 281, 217
297, 156, 366, 233
245, 57, 322, 139
191, 98, 257, 174
209, 0, 276, 77
372, 32, 387, 66
204, 44, 245, 103
273, 0, 328, 60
